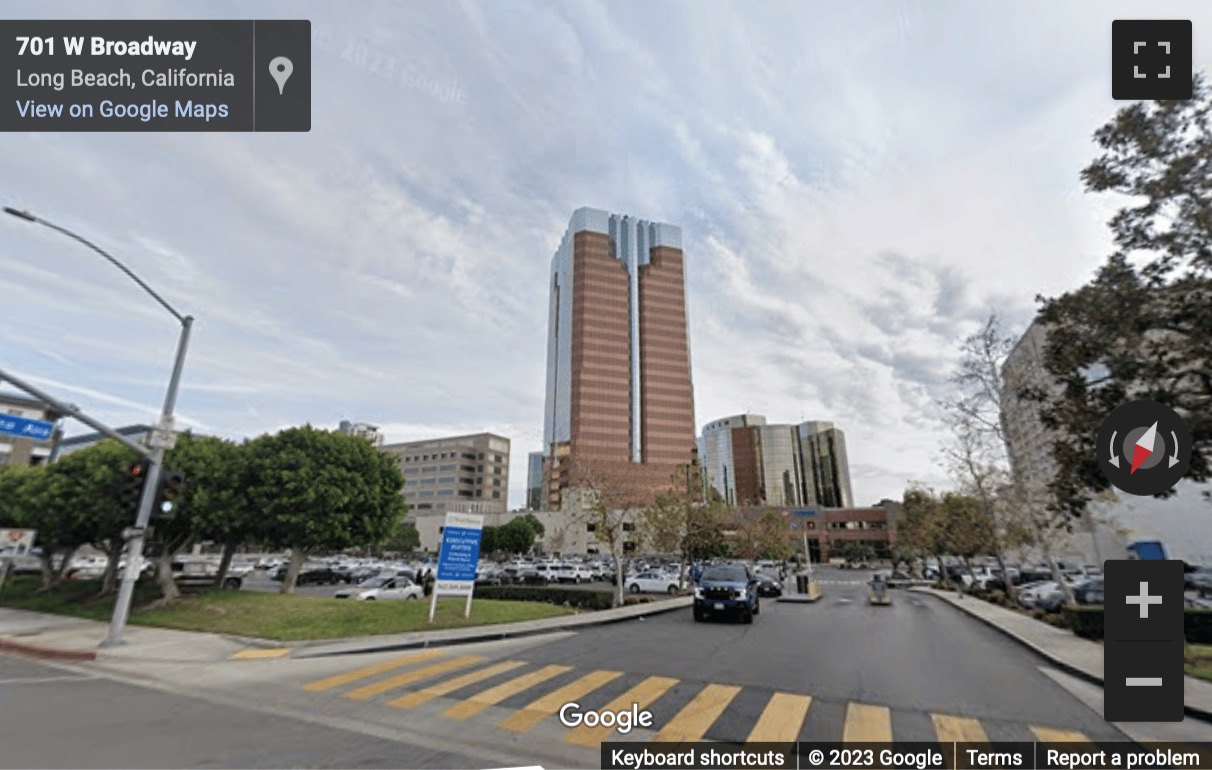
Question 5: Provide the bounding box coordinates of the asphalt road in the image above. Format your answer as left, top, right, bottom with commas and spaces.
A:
2, 568, 1146, 768
0, 656, 499, 770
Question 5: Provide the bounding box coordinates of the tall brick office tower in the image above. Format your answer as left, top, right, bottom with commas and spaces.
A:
541, 207, 697, 510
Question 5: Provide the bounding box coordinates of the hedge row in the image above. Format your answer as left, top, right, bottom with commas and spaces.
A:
476, 585, 616, 610
1062, 606, 1212, 643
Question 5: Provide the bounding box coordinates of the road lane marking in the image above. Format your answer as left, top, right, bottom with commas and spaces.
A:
498, 670, 623, 733
386, 660, 526, 710
343, 655, 484, 701
231, 648, 290, 660
564, 676, 679, 747
654, 683, 741, 742
444, 664, 572, 720
932, 714, 988, 742
843, 703, 892, 742
747, 692, 812, 742
301, 649, 446, 692
1031, 726, 1091, 742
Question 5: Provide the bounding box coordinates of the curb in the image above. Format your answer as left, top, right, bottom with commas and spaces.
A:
292, 597, 691, 658
0, 636, 97, 662
913, 589, 1212, 723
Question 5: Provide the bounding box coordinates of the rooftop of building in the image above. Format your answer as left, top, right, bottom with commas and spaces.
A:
381, 432, 511, 451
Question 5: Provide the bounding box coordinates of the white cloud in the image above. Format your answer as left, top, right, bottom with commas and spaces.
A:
2, 0, 1210, 508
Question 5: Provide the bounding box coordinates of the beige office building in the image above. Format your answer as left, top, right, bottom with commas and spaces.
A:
381, 432, 511, 515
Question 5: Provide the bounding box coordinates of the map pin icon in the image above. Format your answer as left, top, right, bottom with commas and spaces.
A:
269, 56, 293, 95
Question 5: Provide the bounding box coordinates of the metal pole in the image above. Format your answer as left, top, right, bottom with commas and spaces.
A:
101, 316, 193, 648
0, 367, 149, 457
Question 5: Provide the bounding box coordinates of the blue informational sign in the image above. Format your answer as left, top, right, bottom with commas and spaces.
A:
436, 524, 483, 582
0, 414, 54, 441
791, 508, 820, 517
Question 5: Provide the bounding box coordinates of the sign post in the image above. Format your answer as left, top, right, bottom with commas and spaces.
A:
428, 512, 484, 623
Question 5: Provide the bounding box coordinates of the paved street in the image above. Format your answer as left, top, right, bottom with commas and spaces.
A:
2, 574, 1144, 769
0, 656, 500, 770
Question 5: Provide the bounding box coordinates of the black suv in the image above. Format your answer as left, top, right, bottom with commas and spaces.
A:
694, 564, 760, 623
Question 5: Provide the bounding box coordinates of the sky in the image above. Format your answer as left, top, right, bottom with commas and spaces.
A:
2, 0, 1210, 510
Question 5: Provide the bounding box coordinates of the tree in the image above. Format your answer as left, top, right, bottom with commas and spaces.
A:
143, 435, 251, 602
30, 440, 142, 595
386, 519, 420, 554
568, 457, 654, 607
898, 486, 948, 577
495, 517, 538, 555
518, 513, 545, 538
944, 313, 1075, 601
1034, 73, 1212, 513
244, 426, 407, 593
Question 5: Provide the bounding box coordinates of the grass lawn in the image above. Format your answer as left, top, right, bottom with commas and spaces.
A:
0, 576, 575, 641
1186, 644, 1212, 682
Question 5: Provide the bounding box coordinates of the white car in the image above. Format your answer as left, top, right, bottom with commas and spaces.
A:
334, 575, 422, 601
625, 571, 685, 595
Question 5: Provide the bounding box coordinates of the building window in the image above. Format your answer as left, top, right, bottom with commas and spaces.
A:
459, 477, 474, 485
492, 491, 500, 498
440, 464, 456, 471
438, 490, 453, 496
623, 522, 635, 532
419, 491, 435, 498
493, 467, 502, 475
492, 479, 501, 487
459, 490, 473, 497
422, 465, 438, 472
475, 490, 482, 497
478, 453, 484, 460
438, 476, 455, 483
586, 523, 597, 533
494, 454, 503, 463
461, 465, 476, 473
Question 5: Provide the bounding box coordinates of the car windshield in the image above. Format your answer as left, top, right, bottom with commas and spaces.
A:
701, 566, 747, 582
359, 576, 390, 588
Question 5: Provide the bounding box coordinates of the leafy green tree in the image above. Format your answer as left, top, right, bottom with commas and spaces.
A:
898, 486, 947, 574
1034, 73, 1212, 515
518, 513, 544, 538
139, 435, 251, 601
387, 518, 421, 554
494, 518, 537, 555
244, 426, 407, 593
30, 440, 142, 595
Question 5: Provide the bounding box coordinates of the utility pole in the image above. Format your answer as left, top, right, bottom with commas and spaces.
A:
4, 206, 194, 648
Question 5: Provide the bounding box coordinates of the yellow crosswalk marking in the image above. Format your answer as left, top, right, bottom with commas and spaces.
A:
565, 676, 679, 747
498, 670, 623, 733
747, 692, 812, 743
231, 648, 290, 660
301, 649, 446, 692
844, 703, 893, 742
932, 714, 988, 743
343, 655, 483, 701
654, 684, 741, 743
444, 664, 572, 720
386, 661, 526, 710
1031, 726, 1091, 742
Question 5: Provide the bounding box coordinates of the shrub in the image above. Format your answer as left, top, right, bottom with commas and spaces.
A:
1186, 610, 1212, 644
1063, 605, 1105, 639
475, 585, 614, 610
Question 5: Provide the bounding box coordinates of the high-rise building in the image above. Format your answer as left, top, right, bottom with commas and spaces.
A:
526, 451, 544, 510
698, 414, 854, 508
337, 420, 384, 447
380, 432, 510, 515
541, 207, 697, 509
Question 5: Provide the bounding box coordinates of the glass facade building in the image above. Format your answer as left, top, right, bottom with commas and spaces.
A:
699, 415, 853, 508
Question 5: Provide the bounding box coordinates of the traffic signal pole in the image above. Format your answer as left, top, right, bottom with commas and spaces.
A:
101, 315, 193, 648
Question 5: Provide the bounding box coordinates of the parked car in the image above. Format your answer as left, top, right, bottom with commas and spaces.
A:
625, 571, 683, 595
1186, 567, 1212, 598
296, 566, 344, 586
1018, 581, 1065, 611
333, 575, 422, 600
1073, 578, 1104, 605
754, 573, 782, 598
693, 564, 760, 623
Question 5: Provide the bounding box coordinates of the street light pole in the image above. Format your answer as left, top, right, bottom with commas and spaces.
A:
4, 206, 193, 648
102, 315, 192, 647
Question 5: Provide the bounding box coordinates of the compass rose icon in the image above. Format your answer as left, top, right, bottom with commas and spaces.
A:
1098, 400, 1191, 496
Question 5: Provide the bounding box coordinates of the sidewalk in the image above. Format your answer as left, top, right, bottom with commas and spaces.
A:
0, 597, 691, 664
912, 587, 1212, 721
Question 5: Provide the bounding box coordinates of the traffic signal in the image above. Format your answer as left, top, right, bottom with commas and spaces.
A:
154, 470, 186, 520
118, 459, 151, 516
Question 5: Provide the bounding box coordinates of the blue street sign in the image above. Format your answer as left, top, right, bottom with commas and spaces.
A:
0, 414, 54, 441
436, 524, 483, 582
791, 508, 820, 517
